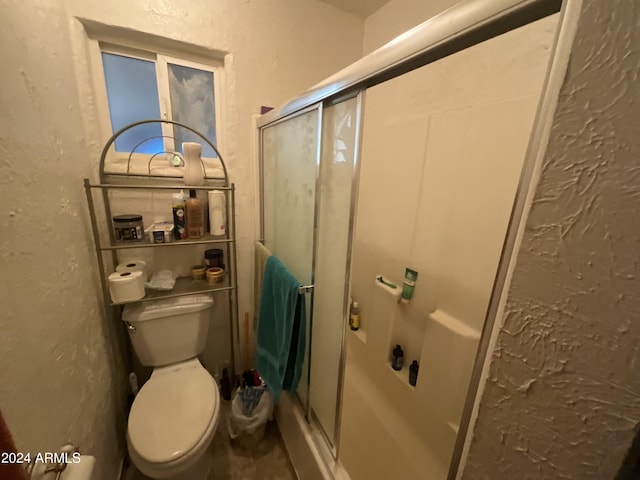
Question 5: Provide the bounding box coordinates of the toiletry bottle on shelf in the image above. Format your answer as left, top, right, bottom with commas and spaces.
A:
185, 189, 204, 239
182, 142, 205, 186
400, 268, 418, 303
349, 301, 360, 331
409, 360, 419, 386
391, 344, 404, 371
172, 190, 187, 240
208, 190, 226, 236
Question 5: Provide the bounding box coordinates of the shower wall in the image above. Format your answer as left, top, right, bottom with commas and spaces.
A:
340, 12, 558, 480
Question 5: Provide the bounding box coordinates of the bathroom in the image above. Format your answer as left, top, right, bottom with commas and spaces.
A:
1, 0, 639, 479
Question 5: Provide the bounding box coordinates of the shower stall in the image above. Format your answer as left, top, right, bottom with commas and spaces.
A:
257, 0, 574, 478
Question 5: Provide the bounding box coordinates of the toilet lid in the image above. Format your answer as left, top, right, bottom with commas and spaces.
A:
128, 367, 218, 464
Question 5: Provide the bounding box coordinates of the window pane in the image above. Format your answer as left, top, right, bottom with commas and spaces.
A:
101, 53, 163, 154
168, 63, 217, 157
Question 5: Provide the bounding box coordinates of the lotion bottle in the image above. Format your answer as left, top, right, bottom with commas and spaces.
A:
185, 189, 204, 238
349, 301, 360, 331
182, 142, 205, 186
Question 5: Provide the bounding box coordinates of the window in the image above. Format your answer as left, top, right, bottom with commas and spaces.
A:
100, 45, 220, 158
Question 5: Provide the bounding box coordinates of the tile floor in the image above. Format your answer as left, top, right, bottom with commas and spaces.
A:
124, 400, 297, 480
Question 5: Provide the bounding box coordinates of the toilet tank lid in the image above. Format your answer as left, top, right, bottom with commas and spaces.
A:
123, 295, 214, 323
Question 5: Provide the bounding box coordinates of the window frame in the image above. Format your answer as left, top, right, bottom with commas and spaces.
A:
92, 41, 225, 173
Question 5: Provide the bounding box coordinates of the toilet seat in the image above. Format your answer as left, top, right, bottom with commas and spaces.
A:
128, 362, 219, 466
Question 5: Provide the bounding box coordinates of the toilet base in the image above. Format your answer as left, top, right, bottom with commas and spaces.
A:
146, 450, 211, 480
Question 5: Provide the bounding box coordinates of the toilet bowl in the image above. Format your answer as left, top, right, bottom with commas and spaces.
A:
127, 359, 220, 479
122, 295, 219, 480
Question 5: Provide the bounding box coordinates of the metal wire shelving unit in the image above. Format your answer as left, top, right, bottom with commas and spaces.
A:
83, 119, 239, 375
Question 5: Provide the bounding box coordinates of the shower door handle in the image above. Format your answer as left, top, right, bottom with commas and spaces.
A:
298, 284, 314, 294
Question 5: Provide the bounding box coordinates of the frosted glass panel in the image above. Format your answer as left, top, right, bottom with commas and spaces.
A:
262, 108, 320, 407
310, 97, 359, 446
168, 63, 218, 157
101, 53, 163, 154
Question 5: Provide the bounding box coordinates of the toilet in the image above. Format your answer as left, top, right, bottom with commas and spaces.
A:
122, 295, 220, 480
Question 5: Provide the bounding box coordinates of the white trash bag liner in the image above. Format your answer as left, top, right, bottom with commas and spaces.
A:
227, 387, 274, 439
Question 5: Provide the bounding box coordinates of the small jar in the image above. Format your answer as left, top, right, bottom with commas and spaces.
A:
204, 248, 224, 269
113, 214, 144, 242
191, 265, 207, 280
206, 267, 225, 284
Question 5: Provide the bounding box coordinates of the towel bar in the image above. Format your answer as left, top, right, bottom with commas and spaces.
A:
298, 285, 314, 294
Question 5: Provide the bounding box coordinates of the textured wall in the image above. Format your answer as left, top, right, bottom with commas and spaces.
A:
0, 1, 362, 479
462, 1, 640, 478
0, 1, 124, 479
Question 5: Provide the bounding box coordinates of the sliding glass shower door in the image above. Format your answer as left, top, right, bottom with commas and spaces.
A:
262, 105, 321, 408
260, 93, 363, 454
309, 94, 361, 452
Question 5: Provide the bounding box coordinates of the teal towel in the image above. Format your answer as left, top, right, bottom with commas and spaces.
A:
256, 256, 306, 403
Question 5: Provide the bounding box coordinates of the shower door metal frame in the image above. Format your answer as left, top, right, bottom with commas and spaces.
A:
258, 102, 324, 421
326, 89, 365, 459
256, 0, 576, 478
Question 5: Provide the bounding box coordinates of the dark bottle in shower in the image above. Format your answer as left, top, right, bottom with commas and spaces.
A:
409, 360, 419, 386
391, 344, 404, 371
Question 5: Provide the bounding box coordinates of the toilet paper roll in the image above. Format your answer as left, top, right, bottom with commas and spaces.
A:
116, 260, 149, 281
108, 270, 145, 303
208, 190, 226, 236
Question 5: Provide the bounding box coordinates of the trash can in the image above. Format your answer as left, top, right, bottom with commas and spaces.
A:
227, 386, 274, 445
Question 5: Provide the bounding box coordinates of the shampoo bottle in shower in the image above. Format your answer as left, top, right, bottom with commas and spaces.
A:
349, 301, 360, 331
186, 189, 204, 239
409, 360, 419, 386
391, 344, 404, 371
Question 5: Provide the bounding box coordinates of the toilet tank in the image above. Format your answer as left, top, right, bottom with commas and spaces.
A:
122, 295, 214, 367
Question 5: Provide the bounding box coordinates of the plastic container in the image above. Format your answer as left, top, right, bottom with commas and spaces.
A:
349, 301, 360, 331
172, 190, 187, 240
400, 268, 418, 303
186, 189, 204, 239
206, 267, 225, 285
208, 190, 226, 236
144, 222, 174, 243
182, 142, 205, 186
191, 265, 207, 280
409, 360, 419, 386
113, 214, 144, 242
204, 248, 224, 269
391, 344, 404, 371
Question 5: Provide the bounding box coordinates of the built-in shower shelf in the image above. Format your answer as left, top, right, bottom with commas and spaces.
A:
349, 328, 367, 344
389, 365, 416, 391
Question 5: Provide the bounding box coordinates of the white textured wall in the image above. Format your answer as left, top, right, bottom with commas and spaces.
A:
0, 1, 125, 479
0, 1, 363, 479
462, 1, 640, 478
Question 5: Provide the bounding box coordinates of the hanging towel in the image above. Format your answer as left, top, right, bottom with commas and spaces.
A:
256, 255, 306, 403
254, 241, 272, 331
